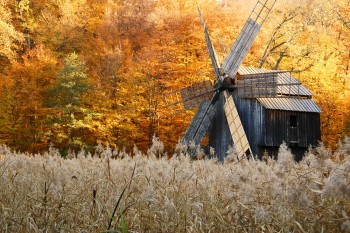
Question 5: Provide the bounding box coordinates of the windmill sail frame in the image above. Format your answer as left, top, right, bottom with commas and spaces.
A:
166, 0, 278, 160
222, 0, 277, 79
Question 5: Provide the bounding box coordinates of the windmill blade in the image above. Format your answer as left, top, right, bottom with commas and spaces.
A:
181, 99, 216, 148
198, 7, 221, 80
180, 80, 213, 110
222, 18, 260, 79
222, 0, 276, 79
223, 91, 252, 158
237, 71, 279, 98
164, 80, 214, 114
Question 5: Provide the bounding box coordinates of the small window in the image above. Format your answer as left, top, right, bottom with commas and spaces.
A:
289, 115, 299, 143
290, 115, 297, 127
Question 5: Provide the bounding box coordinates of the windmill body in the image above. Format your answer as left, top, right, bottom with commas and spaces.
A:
232, 67, 321, 160
167, 0, 321, 161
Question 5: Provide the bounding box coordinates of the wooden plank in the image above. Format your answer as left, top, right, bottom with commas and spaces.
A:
208, 92, 232, 161
222, 18, 261, 79
223, 91, 252, 158
222, 0, 277, 79
198, 7, 221, 80
181, 101, 215, 147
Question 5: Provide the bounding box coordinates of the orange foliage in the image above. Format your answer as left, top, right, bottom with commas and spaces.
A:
0, 0, 349, 153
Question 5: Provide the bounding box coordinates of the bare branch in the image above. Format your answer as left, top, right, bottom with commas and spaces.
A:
259, 7, 302, 68
336, 10, 350, 29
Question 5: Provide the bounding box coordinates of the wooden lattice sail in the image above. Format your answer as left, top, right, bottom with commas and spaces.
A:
223, 91, 252, 158
181, 100, 216, 147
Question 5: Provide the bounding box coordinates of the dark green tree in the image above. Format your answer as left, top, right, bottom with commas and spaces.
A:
48, 53, 93, 155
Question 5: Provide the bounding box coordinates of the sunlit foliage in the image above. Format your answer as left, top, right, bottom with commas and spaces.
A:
0, 0, 348, 153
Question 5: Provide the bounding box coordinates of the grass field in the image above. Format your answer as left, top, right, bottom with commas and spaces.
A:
1, 138, 350, 232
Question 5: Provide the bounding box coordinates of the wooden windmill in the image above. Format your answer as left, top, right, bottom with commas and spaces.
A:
166, 0, 280, 160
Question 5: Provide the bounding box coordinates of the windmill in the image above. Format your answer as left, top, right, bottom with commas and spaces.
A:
166, 0, 278, 161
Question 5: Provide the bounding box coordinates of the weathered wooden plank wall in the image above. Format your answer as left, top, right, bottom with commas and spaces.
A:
208, 92, 232, 161
232, 90, 321, 159
263, 110, 320, 147
232, 91, 263, 157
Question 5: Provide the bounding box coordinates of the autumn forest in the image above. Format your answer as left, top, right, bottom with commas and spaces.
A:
0, 0, 349, 155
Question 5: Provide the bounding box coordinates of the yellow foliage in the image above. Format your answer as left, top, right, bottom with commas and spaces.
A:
0, 0, 349, 152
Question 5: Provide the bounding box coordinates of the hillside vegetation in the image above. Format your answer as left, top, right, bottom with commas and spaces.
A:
0, 0, 349, 153
1, 138, 350, 232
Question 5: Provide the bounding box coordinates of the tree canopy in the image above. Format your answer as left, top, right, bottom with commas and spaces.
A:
0, 0, 349, 153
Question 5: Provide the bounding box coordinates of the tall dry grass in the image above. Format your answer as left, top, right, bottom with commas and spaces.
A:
0, 138, 350, 232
